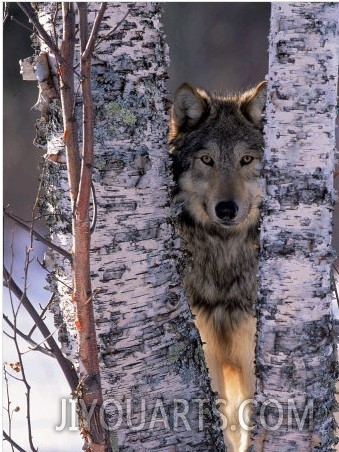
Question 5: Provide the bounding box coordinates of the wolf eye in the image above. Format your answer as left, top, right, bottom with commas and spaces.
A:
240, 155, 254, 166
201, 154, 214, 166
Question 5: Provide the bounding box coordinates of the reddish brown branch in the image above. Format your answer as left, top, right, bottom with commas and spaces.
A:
73, 4, 110, 451
16, 3, 109, 450
82, 3, 107, 61
60, 2, 81, 208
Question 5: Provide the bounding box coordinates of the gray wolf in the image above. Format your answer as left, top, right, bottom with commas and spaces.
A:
169, 82, 267, 451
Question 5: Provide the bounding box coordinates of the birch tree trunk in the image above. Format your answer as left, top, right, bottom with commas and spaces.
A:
253, 3, 339, 451
27, 3, 224, 450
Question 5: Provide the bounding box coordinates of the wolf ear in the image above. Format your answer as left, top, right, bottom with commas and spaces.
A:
240, 81, 267, 128
170, 83, 208, 136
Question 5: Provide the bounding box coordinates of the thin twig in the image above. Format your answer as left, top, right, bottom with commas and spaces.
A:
52, 3, 61, 49
4, 267, 79, 391
17, 3, 61, 58
4, 331, 14, 340
4, 210, 72, 263
36, 258, 73, 291
82, 3, 107, 61
17, 3, 81, 79
21, 328, 59, 356
3, 315, 55, 358
3, 367, 14, 452
94, 10, 130, 49
2, 367, 23, 383
7, 248, 37, 452
10, 15, 34, 33
3, 431, 27, 452
28, 293, 55, 337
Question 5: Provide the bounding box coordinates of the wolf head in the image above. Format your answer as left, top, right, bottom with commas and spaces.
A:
169, 82, 267, 232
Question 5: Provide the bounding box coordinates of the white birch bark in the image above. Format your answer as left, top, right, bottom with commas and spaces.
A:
27, 3, 224, 450
253, 3, 339, 451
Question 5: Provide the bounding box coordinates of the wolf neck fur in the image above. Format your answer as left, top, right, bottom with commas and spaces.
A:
180, 211, 259, 334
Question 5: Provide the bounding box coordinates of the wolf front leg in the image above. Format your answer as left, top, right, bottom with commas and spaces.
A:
195, 311, 256, 452
220, 314, 255, 452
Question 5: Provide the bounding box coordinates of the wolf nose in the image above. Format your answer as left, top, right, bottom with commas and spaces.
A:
215, 201, 238, 221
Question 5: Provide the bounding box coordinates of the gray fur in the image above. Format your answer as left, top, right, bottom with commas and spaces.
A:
169, 82, 266, 336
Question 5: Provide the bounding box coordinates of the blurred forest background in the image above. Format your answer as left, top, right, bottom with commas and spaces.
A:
3, 3, 338, 451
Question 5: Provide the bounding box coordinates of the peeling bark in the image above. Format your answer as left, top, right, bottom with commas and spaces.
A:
253, 3, 339, 451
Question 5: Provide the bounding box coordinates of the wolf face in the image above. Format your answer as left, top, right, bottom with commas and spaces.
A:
169, 82, 266, 233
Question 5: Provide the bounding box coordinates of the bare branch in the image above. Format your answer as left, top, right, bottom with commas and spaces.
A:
4, 267, 78, 391
17, 3, 61, 59
2, 367, 23, 383
4, 330, 14, 340
3, 315, 55, 358
36, 258, 73, 291
3, 367, 14, 452
22, 328, 60, 357
28, 293, 55, 337
15, 3, 109, 450
77, 3, 89, 53
9, 15, 33, 33
60, 2, 81, 209
94, 10, 129, 50
72, 5, 110, 450
3, 431, 26, 452
77, 5, 94, 219
82, 3, 107, 62
4, 210, 72, 263
51, 3, 61, 49
7, 270, 37, 451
